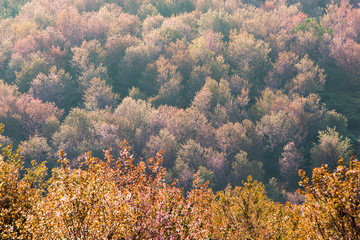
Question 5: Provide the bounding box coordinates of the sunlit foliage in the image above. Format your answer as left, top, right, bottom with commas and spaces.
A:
0, 0, 359, 211
1, 117, 360, 238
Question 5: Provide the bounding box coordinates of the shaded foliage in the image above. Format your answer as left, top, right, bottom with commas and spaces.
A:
0, 0, 358, 195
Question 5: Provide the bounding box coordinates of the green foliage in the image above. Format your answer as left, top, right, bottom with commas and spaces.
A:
227, 30, 271, 86
230, 150, 265, 185
293, 18, 332, 36
15, 55, 50, 92
319, 110, 348, 134
137, 3, 159, 20
128, 86, 146, 100
144, 128, 178, 168
198, 9, 232, 40
0, 0, 29, 19
320, 90, 360, 139
19, 135, 51, 168
83, 77, 119, 110
311, 127, 351, 169
151, 0, 175, 17
196, 166, 216, 189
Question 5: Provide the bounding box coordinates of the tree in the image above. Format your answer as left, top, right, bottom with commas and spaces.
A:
29, 67, 66, 107
206, 148, 227, 184
279, 142, 303, 188
0, 79, 18, 98
0, 0, 30, 19
318, 110, 348, 135
56, 7, 85, 45
286, 55, 326, 96
128, 87, 146, 100
174, 0, 195, 13
173, 139, 209, 190
122, 42, 160, 94
0, 92, 63, 142
12, 35, 39, 59
265, 51, 299, 90
137, 3, 159, 20
213, 177, 297, 239
105, 34, 140, 93
40, 115, 60, 140
310, 127, 351, 169
19, 135, 52, 168
151, 0, 175, 17
72, 39, 108, 89
52, 108, 130, 159
321, 0, 358, 40
15, 54, 50, 92
30, 67, 80, 110
175, 139, 208, 171
149, 56, 183, 106
114, 97, 155, 152
0, 123, 47, 239
329, 37, 360, 89
187, 31, 229, 81
290, 17, 331, 60
227, 30, 271, 87
73, 0, 106, 12
146, 14, 194, 50
83, 77, 119, 110
166, 107, 215, 147
143, 128, 179, 169
186, 65, 212, 101
299, 157, 360, 239
216, 122, 250, 158
196, 166, 216, 189
189, 31, 224, 65
114, 97, 153, 134
228, 74, 251, 99
52, 108, 95, 158
73, 40, 105, 68
198, 9, 232, 40
28, 145, 187, 239
142, 14, 165, 34
230, 151, 265, 185
255, 91, 326, 153
191, 78, 234, 123
108, 11, 140, 37
256, 110, 300, 150
253, 88, 289, 118
35, 27, 68, 69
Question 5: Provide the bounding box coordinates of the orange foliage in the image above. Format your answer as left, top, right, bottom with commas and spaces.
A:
0, 132, 359, 239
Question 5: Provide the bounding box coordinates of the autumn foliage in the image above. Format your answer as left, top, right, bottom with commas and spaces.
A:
0, 0, 360, 238
1, 125, 359, 239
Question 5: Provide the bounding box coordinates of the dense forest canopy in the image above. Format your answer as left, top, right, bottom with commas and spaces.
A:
1, 135, 360, 239
0, 0, 360, 238
0, 0, 359, 197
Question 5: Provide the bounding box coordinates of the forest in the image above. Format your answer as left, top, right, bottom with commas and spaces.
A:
0, 0, 359, 238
